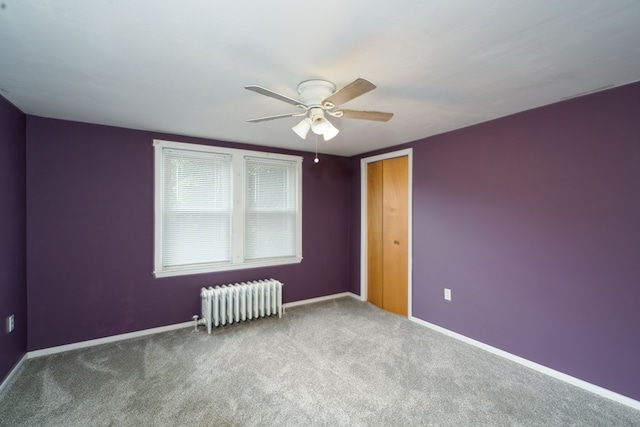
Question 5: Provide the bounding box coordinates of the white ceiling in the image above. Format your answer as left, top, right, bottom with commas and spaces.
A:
1, 1, 640, 156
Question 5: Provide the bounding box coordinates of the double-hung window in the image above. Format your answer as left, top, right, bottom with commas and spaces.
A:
153, 140, 302, 278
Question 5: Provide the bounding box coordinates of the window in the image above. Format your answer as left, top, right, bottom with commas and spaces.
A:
154, 140, 302, 278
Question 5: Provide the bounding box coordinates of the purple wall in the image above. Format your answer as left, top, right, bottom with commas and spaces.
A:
26, 118, 352, 351
0, 95, 27, 383
353, 81, 640, 401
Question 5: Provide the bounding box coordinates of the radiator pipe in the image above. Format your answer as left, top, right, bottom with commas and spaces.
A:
192, 315, 202, 331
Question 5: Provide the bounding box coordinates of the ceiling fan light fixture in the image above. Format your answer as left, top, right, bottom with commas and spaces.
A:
292, 118, 312, 139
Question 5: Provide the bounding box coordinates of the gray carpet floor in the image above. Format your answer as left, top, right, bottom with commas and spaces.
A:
1, 297, 639, 426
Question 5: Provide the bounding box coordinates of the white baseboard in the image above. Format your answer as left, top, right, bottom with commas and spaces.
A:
27, 292, 360, 359
26, 292, 360, 358
0, 354, 27, 395
284, 292, 359, 309
28, 321, 193, 359
409, 315, 640, 411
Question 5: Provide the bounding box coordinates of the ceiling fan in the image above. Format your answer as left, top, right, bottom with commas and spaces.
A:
245, 78, 393, 141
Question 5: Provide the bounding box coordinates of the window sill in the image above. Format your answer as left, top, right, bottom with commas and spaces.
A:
153, 257, 302, 278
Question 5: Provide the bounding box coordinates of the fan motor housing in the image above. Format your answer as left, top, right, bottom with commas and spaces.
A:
297, 80, 336, 106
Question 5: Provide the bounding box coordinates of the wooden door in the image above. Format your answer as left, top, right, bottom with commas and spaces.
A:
367, 156, 408, 316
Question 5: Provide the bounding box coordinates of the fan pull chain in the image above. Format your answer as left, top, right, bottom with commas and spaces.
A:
314, 135, 320, 163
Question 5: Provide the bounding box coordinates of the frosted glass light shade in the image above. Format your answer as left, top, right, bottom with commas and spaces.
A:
311, 117, 330, 135
323, 121, 339, 140
292, 118, 311, 139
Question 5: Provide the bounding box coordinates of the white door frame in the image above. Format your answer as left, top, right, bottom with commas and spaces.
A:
360, 148, 413, 317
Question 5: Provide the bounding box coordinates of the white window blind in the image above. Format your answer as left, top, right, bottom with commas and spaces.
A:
244, 157, 298, 260
162, 148, 232, 269
154, 140, 302, 278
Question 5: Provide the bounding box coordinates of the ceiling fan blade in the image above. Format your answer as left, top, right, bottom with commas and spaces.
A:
246, 112, 304, 123
339, 109, 394, 122
322, 78, 376, 107
245, 85, 303, 107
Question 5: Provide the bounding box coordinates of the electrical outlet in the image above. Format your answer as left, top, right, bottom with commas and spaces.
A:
444, 288, 452, 301
6, 315, 14, 333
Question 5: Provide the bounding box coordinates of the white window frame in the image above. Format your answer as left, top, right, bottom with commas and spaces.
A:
153, 139, 303, 278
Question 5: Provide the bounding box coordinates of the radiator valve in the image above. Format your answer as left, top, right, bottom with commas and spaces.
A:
192, 315, 199, 331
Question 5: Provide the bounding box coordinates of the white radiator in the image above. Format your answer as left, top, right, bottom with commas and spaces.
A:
200, 279, 284, 334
